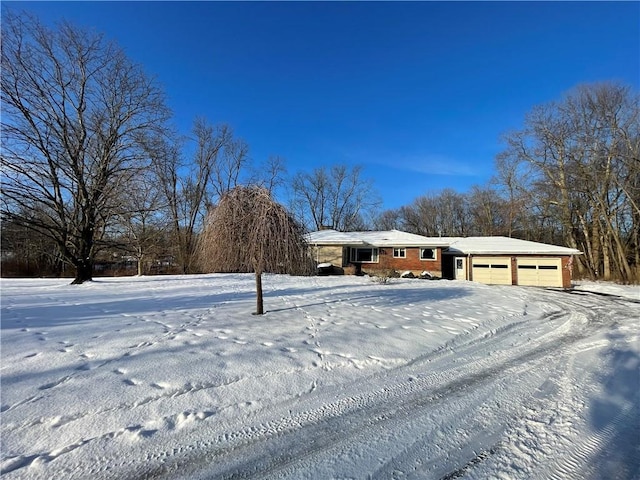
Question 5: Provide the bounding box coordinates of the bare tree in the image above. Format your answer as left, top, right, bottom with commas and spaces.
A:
467, 185, 509, 236
210, 135, 250, 199
1, 214, 64, 277
115, 175, 165, 275
291, 164, 381, 231
198, 186, 312, 315
397, 189, 469, 236
254, 155, 288, 195
498, 82, 639, 282
372, 208, 403, 231
398, 195, 439, 236
1, 11, 169, 283
148, 119, 232, 273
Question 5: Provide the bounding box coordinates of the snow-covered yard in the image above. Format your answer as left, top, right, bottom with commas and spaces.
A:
1, 274, 638, 479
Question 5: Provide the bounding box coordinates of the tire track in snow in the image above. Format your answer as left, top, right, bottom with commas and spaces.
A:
452, 289, 639, 480
8, 288, 636, 480
548, 402, 640, 480
122, 290, 629, 480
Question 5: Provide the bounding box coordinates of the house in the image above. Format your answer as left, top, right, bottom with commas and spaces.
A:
308, 229, 450, 277
307, 229, 581, 288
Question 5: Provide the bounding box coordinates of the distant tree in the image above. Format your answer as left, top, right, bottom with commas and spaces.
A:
435, 189, 469, 236
198, 186, 312, 315
254, 155, 288, 195
1, 12, 169, 283
399, 195, 438, 236
114, 175, 165, 276
372, 208, 403, 231
398, 189, 469, 236
1, 214, 64, 277
291, 164, 380, 231
210, 135, 250, 199
467, 185, 509, 236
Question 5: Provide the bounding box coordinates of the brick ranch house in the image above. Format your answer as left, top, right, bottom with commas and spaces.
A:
307, 229, 582, 289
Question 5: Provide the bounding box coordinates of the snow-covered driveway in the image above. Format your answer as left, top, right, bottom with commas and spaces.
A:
1, 274, 638, 479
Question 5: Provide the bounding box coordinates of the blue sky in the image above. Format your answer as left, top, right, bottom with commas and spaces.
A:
5, 1, 639, 210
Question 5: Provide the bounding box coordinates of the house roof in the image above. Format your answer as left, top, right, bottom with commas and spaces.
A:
306, 229, 451, 247
443, 236, 582, 255
307, 230, 449, 247
307, 230, 582, 255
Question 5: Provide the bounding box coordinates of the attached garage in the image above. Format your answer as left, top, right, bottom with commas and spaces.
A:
443, 236, 582, 289
516, 257, 562, 287
307, 230, 582, 289
471, 257, 512, 285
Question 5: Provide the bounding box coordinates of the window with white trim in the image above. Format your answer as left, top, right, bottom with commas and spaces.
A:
393, 247, 406, 258
420, 248, 437, 260
350, 247, 379, 263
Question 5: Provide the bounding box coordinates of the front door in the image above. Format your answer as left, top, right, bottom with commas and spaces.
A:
455, 257, 467, 280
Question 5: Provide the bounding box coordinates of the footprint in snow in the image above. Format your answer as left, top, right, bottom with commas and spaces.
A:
150, 382, 171, 390
39, 376, 70, 390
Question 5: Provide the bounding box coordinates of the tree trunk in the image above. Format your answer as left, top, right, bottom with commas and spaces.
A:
72, 258, 93, 284
255, 271, 264, 315
71, 225, 94, 284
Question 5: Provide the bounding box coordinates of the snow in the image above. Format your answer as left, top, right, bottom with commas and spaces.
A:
307, 229, 451, 247
1, 274, 638, 479
444, 236, 582, 255
574, 281, 640, 301
306, 229, 582, 255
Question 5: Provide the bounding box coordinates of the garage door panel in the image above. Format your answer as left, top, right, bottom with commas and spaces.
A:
516, 258, 562, 287
472, 257, 511, 285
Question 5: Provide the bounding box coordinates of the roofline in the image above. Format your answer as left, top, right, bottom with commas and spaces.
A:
309, 241, 450, 247
444, 249, 583, 255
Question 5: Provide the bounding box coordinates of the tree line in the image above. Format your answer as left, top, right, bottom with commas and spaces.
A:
2, 12, 638, 284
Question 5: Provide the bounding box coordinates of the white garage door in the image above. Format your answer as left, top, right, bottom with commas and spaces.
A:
471, 257, 512, 285
516, 258, 562, 287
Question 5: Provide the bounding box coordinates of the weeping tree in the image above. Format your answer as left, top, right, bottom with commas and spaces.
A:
198, 186, 313, 314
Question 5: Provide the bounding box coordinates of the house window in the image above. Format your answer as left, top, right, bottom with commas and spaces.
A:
420, 248, 437, 261
350, 247, 379, 263
393, 247, 406, 258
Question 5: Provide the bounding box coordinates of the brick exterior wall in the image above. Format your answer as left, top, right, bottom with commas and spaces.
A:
375, 247, 442, 277
561, 256, 574, 288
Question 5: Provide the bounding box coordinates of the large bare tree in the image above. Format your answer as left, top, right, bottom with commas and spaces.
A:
198, 186, 312, 315
1, 12, 169, 283
498, 82, 639, 282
